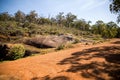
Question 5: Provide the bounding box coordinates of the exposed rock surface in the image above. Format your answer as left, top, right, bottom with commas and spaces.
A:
25, 35, 75, 48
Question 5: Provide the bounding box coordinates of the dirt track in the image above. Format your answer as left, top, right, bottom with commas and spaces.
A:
0, 39, 120, 80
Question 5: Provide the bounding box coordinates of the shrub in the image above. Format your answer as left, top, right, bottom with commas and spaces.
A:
7, 44, 25, 60
65, 44, 74, 48
56, 44, 65, 50
0, 43, 8, 61
73, 38, 80, 44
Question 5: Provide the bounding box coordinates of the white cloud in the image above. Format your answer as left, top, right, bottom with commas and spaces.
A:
80, 0, 107, 10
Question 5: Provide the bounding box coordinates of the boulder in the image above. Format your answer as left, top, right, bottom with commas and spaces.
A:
26, 35, 75, 48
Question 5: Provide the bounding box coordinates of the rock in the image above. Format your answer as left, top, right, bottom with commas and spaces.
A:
26, 35, 75, 48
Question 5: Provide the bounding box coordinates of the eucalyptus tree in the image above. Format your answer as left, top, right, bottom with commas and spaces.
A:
106, 21, 118, 38
65, 12, 77, 27
15, 10, 25, 22
56, 12, 65, 27
26, 10, 38, 23
110, 0, 120, 23
0, 12, 11, 21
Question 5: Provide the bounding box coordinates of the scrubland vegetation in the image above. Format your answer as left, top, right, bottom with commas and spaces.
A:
0, 1, 120, 80
0, 10, 120, 61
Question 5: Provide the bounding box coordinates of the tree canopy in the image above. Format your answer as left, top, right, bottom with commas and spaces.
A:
110, 0, 120, 23
0, 10, 119, 39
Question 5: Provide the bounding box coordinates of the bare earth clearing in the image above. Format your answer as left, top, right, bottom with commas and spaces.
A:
0, 39, 120, 80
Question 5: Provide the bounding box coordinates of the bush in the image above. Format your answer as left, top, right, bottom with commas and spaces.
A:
7, 44, 25, 60
0, 43, 8, 61
56, 44, 65, 50
73, 38, 80, 44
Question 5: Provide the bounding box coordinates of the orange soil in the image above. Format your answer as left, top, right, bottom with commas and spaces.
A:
0, 39, 120, 80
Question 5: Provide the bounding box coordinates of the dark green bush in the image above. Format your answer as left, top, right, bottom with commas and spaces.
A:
0, 43, 8, 61
7, 44, 25, 60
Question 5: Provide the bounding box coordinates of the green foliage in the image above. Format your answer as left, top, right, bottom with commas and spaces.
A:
0, 10, 119, 43
116, 27, 120, 38
26, 10, 38, 23
110, 0, 120, 13
56, 12, 65, 27
15, 10, 25, 22
110, 0, 120, 23
73, 19, 90, 31
0, 21, 26, 37
0, 12, 11, 21
91, 21, 119, 38
37, 17, 51, 25
7, 44, 25, 60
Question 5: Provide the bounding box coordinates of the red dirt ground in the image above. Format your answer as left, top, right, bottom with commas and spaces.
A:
0, 39, 120, 80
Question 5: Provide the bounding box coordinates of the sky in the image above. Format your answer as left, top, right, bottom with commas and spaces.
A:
0, 0, 119, 25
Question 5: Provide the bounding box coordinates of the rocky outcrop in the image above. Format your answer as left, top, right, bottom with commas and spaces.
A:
25, 35, 75, 48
